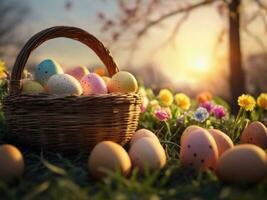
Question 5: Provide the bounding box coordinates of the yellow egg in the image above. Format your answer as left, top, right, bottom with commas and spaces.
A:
88, 141, 131, 179
180, 125, 204, 145
216, 144, 267, 183
108, 71, 138, 93
241, 121, 267, 149
130, 129, 160, 146
129, 137, 166, 172
0, 144, 24, 182
207, 129, 233, 157
21, 80, 45, 95
101, 76, 111, 86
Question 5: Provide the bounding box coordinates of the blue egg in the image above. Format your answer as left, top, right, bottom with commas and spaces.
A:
34, 59, 64, 86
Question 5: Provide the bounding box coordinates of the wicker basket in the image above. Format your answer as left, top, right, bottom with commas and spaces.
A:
3, 26, 142, 153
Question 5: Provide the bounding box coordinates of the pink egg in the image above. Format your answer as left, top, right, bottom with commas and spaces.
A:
180, 129, 219, 170
81, 73, 107, 95
66, 66, 89, 82
207, 129, 233, 157
180, 125, 204, 146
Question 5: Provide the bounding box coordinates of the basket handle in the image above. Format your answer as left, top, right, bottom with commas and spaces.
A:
10, 26, 119, 94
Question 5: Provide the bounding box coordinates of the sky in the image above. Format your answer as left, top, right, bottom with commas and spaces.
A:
5, 0, 267, 90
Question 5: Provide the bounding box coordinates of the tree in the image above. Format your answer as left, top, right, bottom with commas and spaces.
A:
0, 0, 29, 56
96, 0, 267, 111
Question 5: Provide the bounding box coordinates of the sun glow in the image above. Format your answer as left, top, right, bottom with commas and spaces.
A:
190, 55, 211, 72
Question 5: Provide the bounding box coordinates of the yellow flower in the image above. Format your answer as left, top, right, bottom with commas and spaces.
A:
0, 60, 7, 78
174, 93, 191, 110
157, 89, 173, 107
257, 93, 267, 110
238, 94, 256, 111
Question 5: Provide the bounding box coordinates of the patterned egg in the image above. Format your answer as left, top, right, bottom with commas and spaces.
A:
88, 141, 132, 179
66, 65, 89, 82
180, 129, 219, 170
81, 73, 107, 95
180, 125, 204, 145
241, 121, 267, 149
130, 129, 160, 146
21, 80, 45, 95
129, 137, 166, 172
207, 129, 233, 157
108, 71, 138, 93
216, 144, 267, 183
34, 59, 64, 86
47, 74, 82, 96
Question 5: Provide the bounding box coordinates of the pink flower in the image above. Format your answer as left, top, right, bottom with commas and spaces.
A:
212, 105, 226, 119
141, 97, 149, 113
200, 101, 214, 112
154, 108, 170, 121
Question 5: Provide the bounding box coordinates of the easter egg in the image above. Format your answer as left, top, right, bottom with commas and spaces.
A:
88, 141, 131, 179
216, 144, 267, 183
21, 80, 45, 95
47, 74, 82, 96
180, 125, 204, 145
0, 144, 24, 182
34, 59, 64, 86
240, 121, 267, 149
130, 129, 160, 146
207, 129, 233, 157
129, 137, 166, 172
108, 71, 138, 93
81, 73, 107, 95
180, 129, 219, 170
66, 65, 89, 82
101, 76, 111, 86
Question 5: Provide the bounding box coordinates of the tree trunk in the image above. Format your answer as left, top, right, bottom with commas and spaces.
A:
228, 0, 246, 113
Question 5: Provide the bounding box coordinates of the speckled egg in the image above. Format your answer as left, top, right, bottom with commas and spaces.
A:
129, 137, 166, 172
47, 74, 82, 96
216, 144, 267, 183
208, 129, 233, 157
180, 125, 204, 145
240, 121, 267, 149
180, 129, 219, 170
88, 141, 132, 179
66, 65, 89, 82
0, 144, 24, 182
81, 73, 107, 95
34, 59, 64, 86
21, 80, 45, 95
108, 71, 138, 93
130, 129, 160, 146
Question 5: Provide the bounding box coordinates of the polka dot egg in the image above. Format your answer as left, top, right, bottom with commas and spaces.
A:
180, 129, 219, 170
47, 74, 82, 96
34, 59, 64, 86
81, 73, 107, 95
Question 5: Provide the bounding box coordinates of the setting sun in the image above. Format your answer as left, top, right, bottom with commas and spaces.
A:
190, 55, 211, 72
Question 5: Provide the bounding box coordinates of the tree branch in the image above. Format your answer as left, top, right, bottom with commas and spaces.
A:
136, 0, 220, 38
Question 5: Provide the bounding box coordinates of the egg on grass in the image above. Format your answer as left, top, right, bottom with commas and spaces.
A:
88, 141, 131, 179
207, 129, 233, 157
129, 137, 166, 172
180, 125, 204, 145
0, 144, 24, 182
240, 121, 267, 149
130, 129, 160, 146
216, 144, 267, 183
180, 129, 219, 170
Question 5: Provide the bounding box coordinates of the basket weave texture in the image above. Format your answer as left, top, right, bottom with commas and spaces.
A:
3, 26, 142, 153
